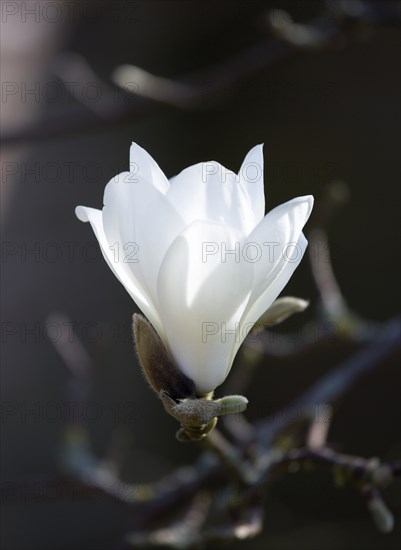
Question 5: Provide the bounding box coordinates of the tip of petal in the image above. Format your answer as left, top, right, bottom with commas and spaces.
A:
75, 205, 89, 222
305, 194, 314, 216
294, 195, 314, 221
246, 143, 264, 156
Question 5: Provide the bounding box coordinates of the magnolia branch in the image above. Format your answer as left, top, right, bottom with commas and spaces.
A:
3, 1, 400, 145
4, 314, 398, 548
255, 316, 401, 447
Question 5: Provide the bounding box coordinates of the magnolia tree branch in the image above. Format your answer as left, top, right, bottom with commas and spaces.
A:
128, 317, 400, 526
255, 316, 401, 447
3, 312, 399, 547
122, 445, 400, 547
15, 314, 392, 548
3, 1, 400, 144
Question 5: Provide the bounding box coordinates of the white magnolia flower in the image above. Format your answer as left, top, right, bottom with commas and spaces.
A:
76, 143, 313, 394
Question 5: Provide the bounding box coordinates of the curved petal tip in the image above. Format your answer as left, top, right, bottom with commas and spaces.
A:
304, 194, 314, 218
244, 143, 264, 160
290, 195, 314, 223
75, 205, 89, 222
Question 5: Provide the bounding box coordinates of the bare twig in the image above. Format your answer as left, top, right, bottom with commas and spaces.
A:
256, 316, 400, 447
306, 403, 333, 449
3, 312, 400, 548
3, 2, 400, 144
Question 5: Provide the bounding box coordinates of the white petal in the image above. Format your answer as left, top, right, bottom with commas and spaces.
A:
75, 205, 163, 336
225, 195, 313, 369
167, 150, 262, 235
129, 142, 169, 194
157, 220, 253, 394
244, 195, 313, 296
227, 228, 309, 370
102, 170, 186, 313
239, 233, 309, 344
238, 144, 265, 224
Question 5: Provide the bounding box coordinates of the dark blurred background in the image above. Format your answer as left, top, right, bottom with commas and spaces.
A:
1, 1, 400, 549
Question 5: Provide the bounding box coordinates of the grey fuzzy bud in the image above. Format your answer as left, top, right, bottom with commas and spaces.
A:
215, 395, 249, 415
133, 313, 196, 400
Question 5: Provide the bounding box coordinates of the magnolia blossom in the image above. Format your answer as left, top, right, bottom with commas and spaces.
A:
76, 143, 313, 394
